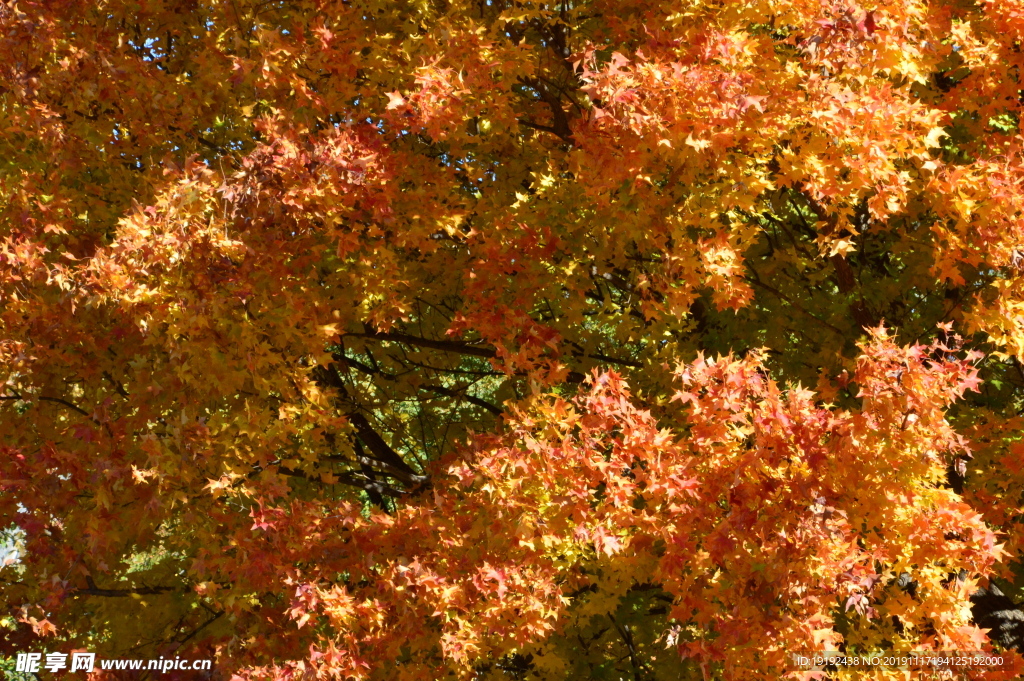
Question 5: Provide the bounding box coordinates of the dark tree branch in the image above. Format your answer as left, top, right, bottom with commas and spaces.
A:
354, 439, 389, 508
275, 463, 408, 498
344, 326, 496, 359
77, 576, 178, 598
348, 325, 632, 375
744, 271, 846, 336
608, 613, 646, 681
345, 411, 428, 486
518, 118, 568, 139
311, 363, 429, 488
587, 353, 642, 368
172, 609, 223, 652
971, 580, 1024, 651
35, 394, 116, 437
103, 371, 130, 397
37, 396, 92, 418
518, 76, 574, 142
423, 384, 504, 415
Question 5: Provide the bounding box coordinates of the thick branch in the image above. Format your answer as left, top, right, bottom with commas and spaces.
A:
518, 76, 574, 141
346, 411, 428, 486
518, 118, 569, 140
77, 576, 178, 598
349, 326, 635, 374
38, 396, 93, 419
972, 581, 1024, 651
275, 463, 408, 498
354, 440, 389, 508
311, 363, 429, 488
344, 327, 497, 359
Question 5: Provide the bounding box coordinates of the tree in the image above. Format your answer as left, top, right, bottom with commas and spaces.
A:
3, 0, 1024, 678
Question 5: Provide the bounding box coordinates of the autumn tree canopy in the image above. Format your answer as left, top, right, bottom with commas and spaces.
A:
5, 0, 1024, 678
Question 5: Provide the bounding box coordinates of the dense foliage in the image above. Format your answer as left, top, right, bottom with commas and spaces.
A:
5, 0, 1024, 678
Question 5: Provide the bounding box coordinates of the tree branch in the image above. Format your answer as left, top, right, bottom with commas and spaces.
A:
77, 576, 178, 598
274, 463, 408, 498
344, 326, 497, 359
311, 363, 429, 488
744, 272, 846, 337
38, 396, 93, 419
518, 76, 574, 142
423, 384, 504, 415
348, 325, 629, 376
608, 613, 646, 681
172, 609, 224, 652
